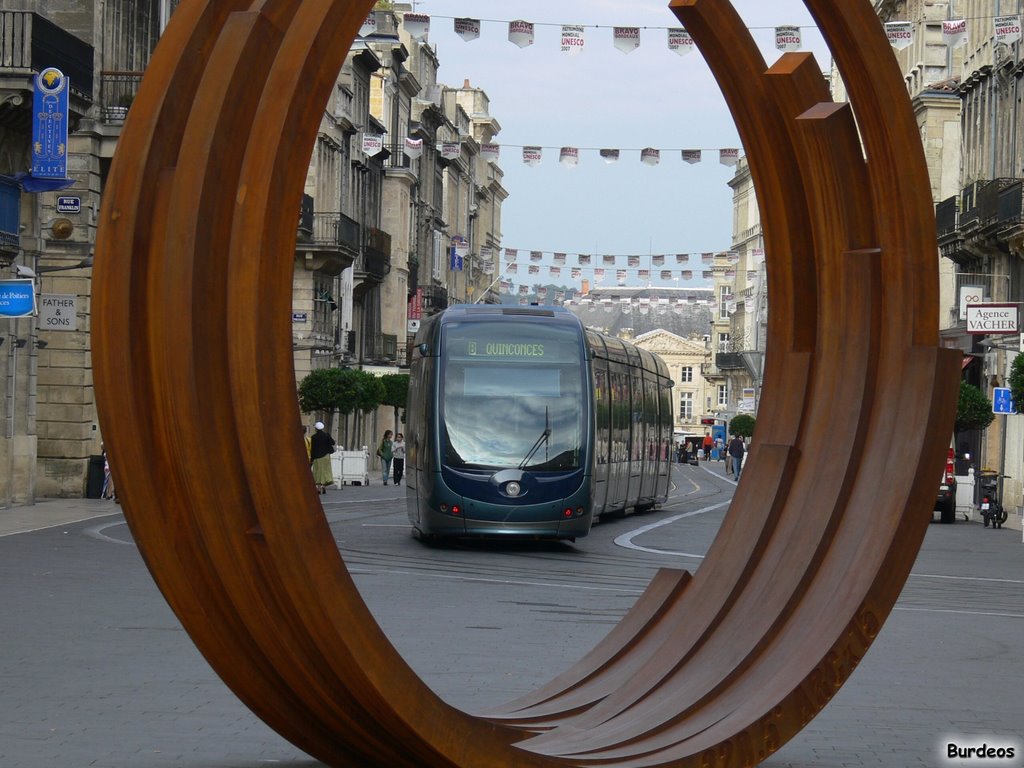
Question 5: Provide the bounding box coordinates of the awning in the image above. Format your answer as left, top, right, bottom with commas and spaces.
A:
962, 354, 977, 370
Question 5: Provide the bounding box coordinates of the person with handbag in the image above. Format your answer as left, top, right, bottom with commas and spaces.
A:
309, 421, 336, 495
376, 430, 394, 485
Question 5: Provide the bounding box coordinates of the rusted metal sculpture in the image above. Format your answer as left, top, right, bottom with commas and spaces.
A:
92, 0, 960, 765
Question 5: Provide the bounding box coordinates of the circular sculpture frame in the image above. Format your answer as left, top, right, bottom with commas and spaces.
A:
92, 1, 961, 766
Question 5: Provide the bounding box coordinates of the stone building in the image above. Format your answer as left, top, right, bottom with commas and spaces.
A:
632, 329, 713, 442
0, 2, 507, 505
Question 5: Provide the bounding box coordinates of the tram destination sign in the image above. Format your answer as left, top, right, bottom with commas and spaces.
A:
966, 303, 1019, 335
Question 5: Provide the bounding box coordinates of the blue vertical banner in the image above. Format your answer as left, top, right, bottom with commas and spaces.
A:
31, 68, 69, 179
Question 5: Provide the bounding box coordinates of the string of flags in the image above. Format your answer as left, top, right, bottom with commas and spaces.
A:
359, 11, 1023, 55
361, 133, 744, 168
488, 248, 765, 286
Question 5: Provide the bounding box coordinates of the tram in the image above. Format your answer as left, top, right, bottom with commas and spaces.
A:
405, 305, 674, 541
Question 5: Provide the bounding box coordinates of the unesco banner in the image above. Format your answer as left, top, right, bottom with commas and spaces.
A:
31, 68, 69, 179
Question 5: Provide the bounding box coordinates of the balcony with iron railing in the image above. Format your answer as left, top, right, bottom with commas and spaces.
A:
364, 333, 399, 365
937, 178, 1023, 264
98, 71, 143, 122
358, 227, 391, 282
0, 12, 93, 130
304, 212, 360, 251
383, 143, 413, 170
421, 285, 448, 312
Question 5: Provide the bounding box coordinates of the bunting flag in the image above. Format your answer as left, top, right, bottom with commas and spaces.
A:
702, 253, 714, 263
507, 263, 518, 273
639, 269, 650, 280
943, 18, 968, 49
727, 251, 740, 264
454, 17, 480, 41
603, 254, 616, 265
441, 141, 461, 160
594, 268, 605, 280
613, 26, 641, 53
720, 148, 740, 166
550, 266, 561, 277
652, 255, 665, 266
668, 27, 695, 56
600, 148, 620, 164
537, 287, 548, 299
628, 255, 640, 267
775, 24, 802, 51
682, 149, 702, 164
528, 264, 540, 274
578, 254, 591, 265
530, 250, 543, 261
682, 270, 693, 280
505, 248, 517, 261
995, 15, 1022, 44
571, 267, 582, 279
640, 147, 660, 166
553, 252, 567, 264
559, 146, 580, 166
519, 285, 529, 295
523, 146, 543, 166
482, 143, 500, 163
885, 21, 914, 49
676, 253, 689, 263
509, 20, 535, 47
403, 13, 430, 40
702, 270, 713, 278
359, 14, 377, 37
616, 270, 627, 285
752, 248, 765, 263
404, 137, 423, 158
660, 270, 673, 280
362, 134, 384, 155
561, 24, 585, 55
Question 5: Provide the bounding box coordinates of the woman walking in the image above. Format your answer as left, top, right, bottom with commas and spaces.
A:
392, 432, 406, 486
309, 422, 335, 494
377, 430, 394, 485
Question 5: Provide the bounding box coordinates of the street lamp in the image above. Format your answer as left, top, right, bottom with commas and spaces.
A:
13, 254, 93, 278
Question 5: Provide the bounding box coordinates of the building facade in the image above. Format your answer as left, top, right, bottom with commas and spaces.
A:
0, 2, 507, 504
632, 329, 713, 443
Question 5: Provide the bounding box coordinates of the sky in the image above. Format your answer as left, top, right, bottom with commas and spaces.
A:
408, 0, 834, 286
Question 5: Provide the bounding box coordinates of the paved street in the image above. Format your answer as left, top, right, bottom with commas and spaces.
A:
2, 463, 1022, 767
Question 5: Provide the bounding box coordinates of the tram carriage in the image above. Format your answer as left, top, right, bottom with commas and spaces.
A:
405, 305, 674, 541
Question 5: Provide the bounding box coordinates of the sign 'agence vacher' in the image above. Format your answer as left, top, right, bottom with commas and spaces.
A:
966, 303, 1019, 334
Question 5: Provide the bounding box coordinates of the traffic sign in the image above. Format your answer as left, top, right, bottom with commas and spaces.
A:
992, 387, 1015, 414
56, 196, 81, 214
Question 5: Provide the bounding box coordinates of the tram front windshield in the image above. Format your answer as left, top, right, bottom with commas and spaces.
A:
441, 320, 585, 471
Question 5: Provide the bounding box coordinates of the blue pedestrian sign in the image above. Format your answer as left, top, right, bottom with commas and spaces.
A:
992, 387, 1015, 414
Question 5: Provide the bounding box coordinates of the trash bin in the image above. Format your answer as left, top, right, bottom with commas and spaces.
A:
86, 454, 105, 499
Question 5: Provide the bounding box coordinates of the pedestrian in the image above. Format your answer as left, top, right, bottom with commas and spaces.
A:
702, 432, 714, 462
676, 442, 684, 464
376, 429, 394, 485
728, 433, 746, 481
309, 421, 336, 495
715, 436, 724, 461
392, 432, 406, 486
101, 443, 117, 502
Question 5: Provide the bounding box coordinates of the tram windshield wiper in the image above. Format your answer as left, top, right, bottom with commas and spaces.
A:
519, 407, 550, 469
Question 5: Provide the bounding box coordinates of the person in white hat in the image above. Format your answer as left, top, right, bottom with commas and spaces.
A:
309, 421, 336, 494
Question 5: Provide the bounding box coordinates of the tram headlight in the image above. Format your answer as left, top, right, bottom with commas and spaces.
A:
505, 481, 521, 497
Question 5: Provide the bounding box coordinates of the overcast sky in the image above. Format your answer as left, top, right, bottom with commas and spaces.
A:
412, 0, 833, 279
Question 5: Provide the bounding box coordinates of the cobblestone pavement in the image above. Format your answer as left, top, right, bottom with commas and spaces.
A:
2, 478, 1022, 768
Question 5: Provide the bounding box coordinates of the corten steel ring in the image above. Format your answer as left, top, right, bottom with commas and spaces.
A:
92, 0, 961, 766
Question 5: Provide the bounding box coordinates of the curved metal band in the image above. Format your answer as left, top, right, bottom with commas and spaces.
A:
92, 1, 960, 766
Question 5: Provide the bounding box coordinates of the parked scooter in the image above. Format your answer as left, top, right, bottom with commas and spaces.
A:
978, 471, 1010, 529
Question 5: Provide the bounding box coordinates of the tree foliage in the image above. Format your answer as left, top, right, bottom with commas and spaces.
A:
298, 368, 386, 425
380, 373, 409, 409
728, 413, 756, 438
955, 381, 994, 434
1009, 354, 1024, 414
